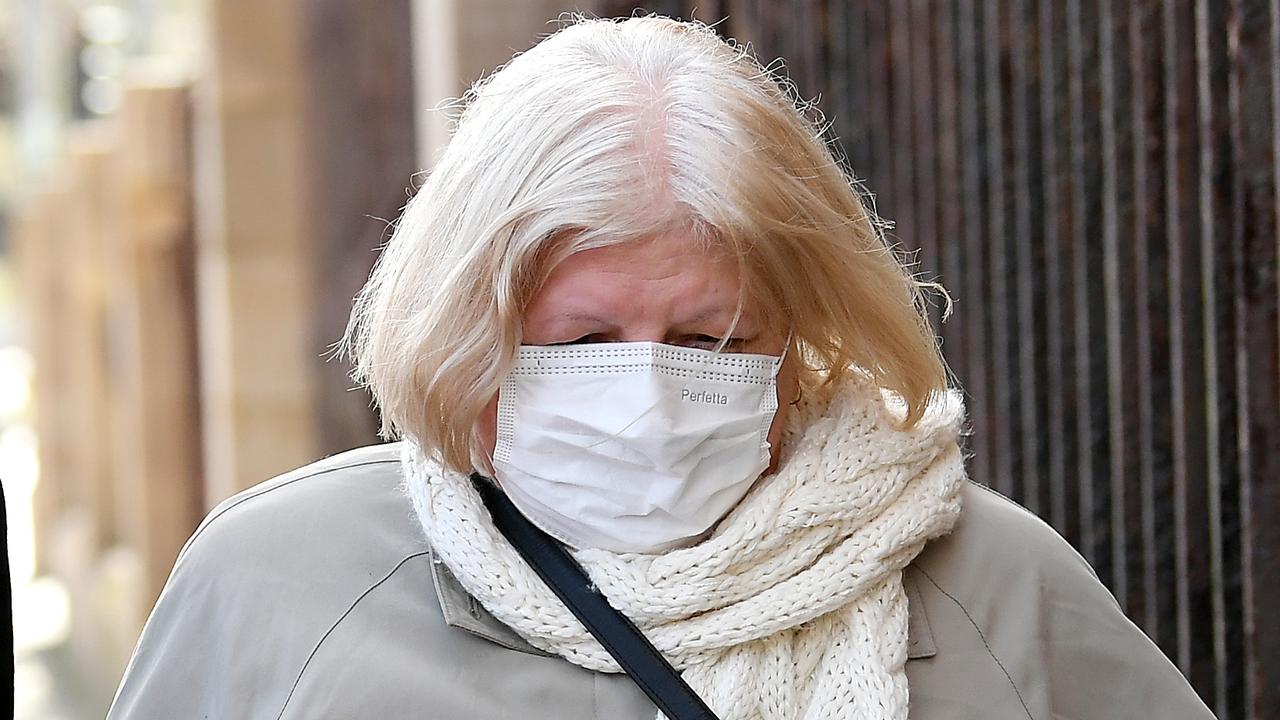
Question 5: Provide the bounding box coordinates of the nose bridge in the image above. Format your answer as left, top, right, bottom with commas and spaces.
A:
617, 321, 672, 344
595, 286, 675, 344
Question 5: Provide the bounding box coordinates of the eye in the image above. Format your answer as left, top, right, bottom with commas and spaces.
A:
545, 333, 609, 346
684, 334, 748, 351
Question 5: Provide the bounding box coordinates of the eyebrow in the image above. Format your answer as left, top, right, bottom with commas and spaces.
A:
683, 308, 734, 325
552, 308, 752, 330
553, 312, 612, 325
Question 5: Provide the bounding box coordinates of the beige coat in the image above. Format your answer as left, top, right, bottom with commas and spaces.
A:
107, 443, 1215, 719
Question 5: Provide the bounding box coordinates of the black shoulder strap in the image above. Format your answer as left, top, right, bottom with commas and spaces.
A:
472, 474, 720, 720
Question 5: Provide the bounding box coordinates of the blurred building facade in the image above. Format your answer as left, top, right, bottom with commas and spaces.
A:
3, 1, 1278, 719
6, 1, 592, 714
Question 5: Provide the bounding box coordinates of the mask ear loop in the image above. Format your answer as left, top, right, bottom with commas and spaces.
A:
779, 330, 805, 407
775, 329, 794, 376
769, 329, 793, 417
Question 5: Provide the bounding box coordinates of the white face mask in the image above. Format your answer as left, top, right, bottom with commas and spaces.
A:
491, 341, 783, 554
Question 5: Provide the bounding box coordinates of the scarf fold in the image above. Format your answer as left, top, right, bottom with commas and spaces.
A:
403, 376, 967, 720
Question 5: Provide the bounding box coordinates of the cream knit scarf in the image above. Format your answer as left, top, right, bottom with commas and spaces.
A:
403, 376, 967, 720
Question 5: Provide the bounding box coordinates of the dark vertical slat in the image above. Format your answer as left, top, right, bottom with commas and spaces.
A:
936, 0, 968, 394
1067, 0, 1099, 564
910, 0, 942, 331
845, 2, 874, 180
864, 2, 894, 202
825, 0, 851, 167
598, 0, 687, 17
1010, 0, 1044, 515
724, 0, 760, 59
1025, 0, 1054, 518
1085, 0, 1116, 586
1164, 0, 1217, 698
1113, 0, 1148, 621
1141, 0, 1177, 655
1239, 1, 1280, 714
1213, 1, 1248, 715
1128, 0, 1156, 639
1167, 0, 1194, 681
1058, 0, 1085, 547
801, 0, 825, 102
1040, 0, 1075, 538
1137, 0, 1174, 635
982, 0, 1017, 497
778, 0, 800, 82
1099, 0, 1138, 613
957, 0, 992, 488
1194, 2, 1228, 709
889, 0, 917, 253
772, 0, 799, 94
1090, 0, 1121, 599
997, 1, 1025, 505
685, 0, 727, 26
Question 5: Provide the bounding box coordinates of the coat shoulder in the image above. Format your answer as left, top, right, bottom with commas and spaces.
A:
913, 480, 1107, 603
185, 442, 416, 573
905, 481, 1216, 720
107, 443, 433, 719
197, 443, 408, 542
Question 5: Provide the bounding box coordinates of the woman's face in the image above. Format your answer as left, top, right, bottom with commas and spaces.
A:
474, 229, 799, 472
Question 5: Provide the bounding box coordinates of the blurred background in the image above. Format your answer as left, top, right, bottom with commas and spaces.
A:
1, 0, 1276, 718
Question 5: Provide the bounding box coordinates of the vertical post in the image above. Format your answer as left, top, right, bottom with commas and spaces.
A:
63, 127, 117, 554
12, 188, 68, 577
300, 0, 415, 454
194, 0, 319, 506
411, 0, 580, 168
108, 77, 205, 607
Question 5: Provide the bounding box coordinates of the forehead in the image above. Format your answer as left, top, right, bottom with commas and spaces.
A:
549, 232, 736, 284
524, 232, 751, 326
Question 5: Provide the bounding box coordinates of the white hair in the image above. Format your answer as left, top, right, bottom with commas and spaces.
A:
344, 15, 947, 473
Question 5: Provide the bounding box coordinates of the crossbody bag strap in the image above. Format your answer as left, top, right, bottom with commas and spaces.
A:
472, 474, 720, 720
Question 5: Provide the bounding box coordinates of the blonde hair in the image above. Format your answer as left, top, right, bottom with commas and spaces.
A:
344, 15, 948, 473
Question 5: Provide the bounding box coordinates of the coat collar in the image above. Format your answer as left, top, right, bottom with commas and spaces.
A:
428, 547, 938, 661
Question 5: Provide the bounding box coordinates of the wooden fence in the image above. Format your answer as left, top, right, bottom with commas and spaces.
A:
600, 1, 1279, 717
14, 79, 203, 701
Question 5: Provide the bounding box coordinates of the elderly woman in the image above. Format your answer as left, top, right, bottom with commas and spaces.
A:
109, 15, 1214, 720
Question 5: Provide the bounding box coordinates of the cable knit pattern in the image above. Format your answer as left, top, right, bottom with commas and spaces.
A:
403, 376, 967, 720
